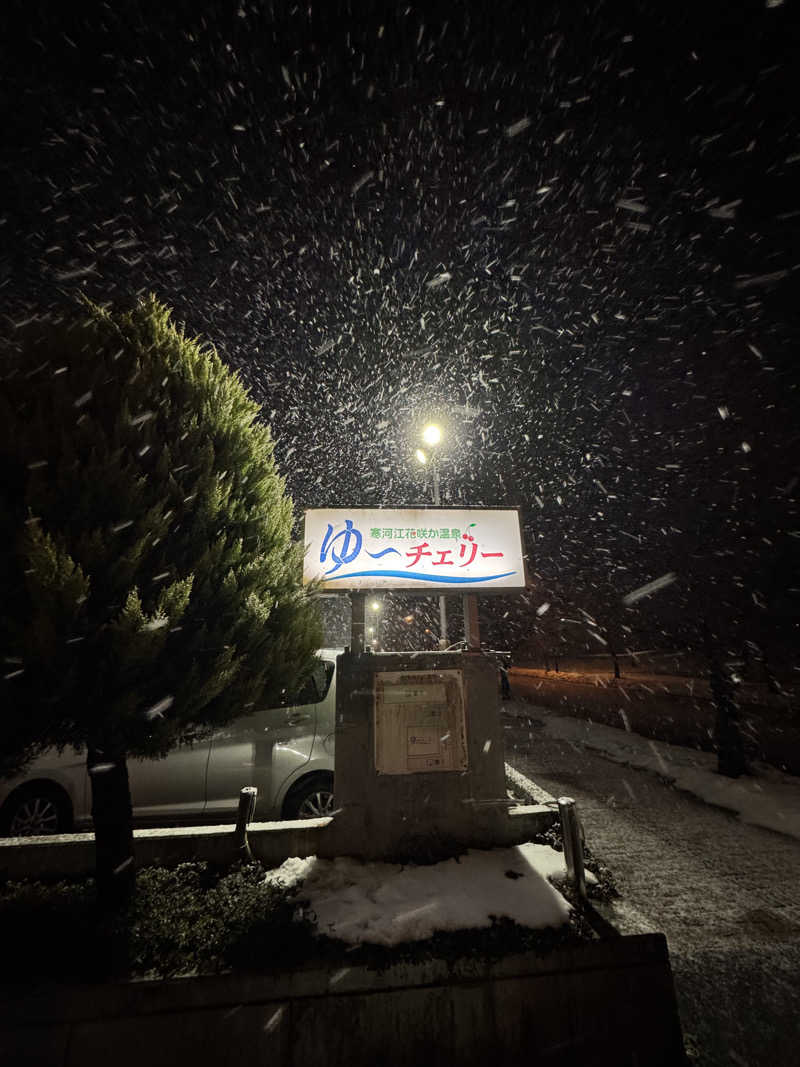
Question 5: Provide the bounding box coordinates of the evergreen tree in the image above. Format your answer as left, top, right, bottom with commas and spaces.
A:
0, 296, 321, 903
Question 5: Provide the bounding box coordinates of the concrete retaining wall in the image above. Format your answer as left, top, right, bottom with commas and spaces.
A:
0, 933, 686, 1066
0, 818, 331, 882
0, 804, 557, 882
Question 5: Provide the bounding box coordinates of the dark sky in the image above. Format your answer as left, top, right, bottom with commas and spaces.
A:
2, 0, 798, 654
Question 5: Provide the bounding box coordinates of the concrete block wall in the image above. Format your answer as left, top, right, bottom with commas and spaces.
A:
0, 934, 686, 1066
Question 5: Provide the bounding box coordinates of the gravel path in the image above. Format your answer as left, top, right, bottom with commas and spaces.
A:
502, 702, 800, 1067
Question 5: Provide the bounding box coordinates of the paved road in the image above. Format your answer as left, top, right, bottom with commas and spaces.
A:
502, 702, 800, 1067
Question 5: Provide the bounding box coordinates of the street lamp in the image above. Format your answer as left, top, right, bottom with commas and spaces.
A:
369, 600, 382, 650
417, 423, 448, 650
422, 423, 442, 447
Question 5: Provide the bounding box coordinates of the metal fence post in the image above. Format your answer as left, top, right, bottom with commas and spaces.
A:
234, 786, 258, 860
558, 795, 586, 900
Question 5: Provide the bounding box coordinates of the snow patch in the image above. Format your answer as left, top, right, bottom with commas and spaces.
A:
523, 709, 800, 841
264, 844, 572, 946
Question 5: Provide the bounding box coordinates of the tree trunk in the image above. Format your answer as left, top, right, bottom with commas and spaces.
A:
88, 746, 135, 907
703, 621, 748, 778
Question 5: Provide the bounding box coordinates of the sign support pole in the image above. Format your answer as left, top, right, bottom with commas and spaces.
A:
463, 593, 480, 651
351, 592, 366, 654
432, 459, 448, 649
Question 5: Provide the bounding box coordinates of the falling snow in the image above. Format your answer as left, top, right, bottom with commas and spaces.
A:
1, 24, 798, 1063
2, 0, 792, 679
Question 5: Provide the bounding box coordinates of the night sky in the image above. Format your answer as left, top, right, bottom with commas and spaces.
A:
2, 0, 798, 657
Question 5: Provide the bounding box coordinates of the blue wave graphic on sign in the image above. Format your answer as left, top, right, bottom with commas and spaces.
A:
322, 570, 517, 584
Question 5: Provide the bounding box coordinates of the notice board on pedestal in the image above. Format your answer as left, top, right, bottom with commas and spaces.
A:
374, 670, 468, 774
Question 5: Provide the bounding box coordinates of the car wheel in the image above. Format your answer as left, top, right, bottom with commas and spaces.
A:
1, 785, 72, 837
284, 776, 335, 820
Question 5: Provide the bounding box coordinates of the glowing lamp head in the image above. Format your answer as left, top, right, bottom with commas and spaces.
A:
415, 448, 427, 465
422, 423, 442, 447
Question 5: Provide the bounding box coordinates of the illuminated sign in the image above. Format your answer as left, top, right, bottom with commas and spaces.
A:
303, 508, 526, 592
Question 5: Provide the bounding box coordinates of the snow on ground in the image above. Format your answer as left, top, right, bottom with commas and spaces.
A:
264, 843, 572, 946
508, 704, 800, 841
503, 714, 800, 1067
504, 761, 557, 806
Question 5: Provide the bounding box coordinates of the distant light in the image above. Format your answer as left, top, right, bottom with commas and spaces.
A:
415, 448, 428, 465
422, 423, 442, 447
371, 601, 381, 611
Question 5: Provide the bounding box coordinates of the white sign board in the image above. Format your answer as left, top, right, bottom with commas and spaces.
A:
374, 670, 468, 775
303, 508, 526, 592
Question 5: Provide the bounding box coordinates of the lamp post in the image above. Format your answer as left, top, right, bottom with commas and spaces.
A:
369, 599, 382, 650
417, 423, 448, 650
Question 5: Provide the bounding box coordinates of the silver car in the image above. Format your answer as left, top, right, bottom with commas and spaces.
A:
0, 649, 341, 836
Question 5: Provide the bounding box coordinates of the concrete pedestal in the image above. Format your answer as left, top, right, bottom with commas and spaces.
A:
319, 651, 556, 862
